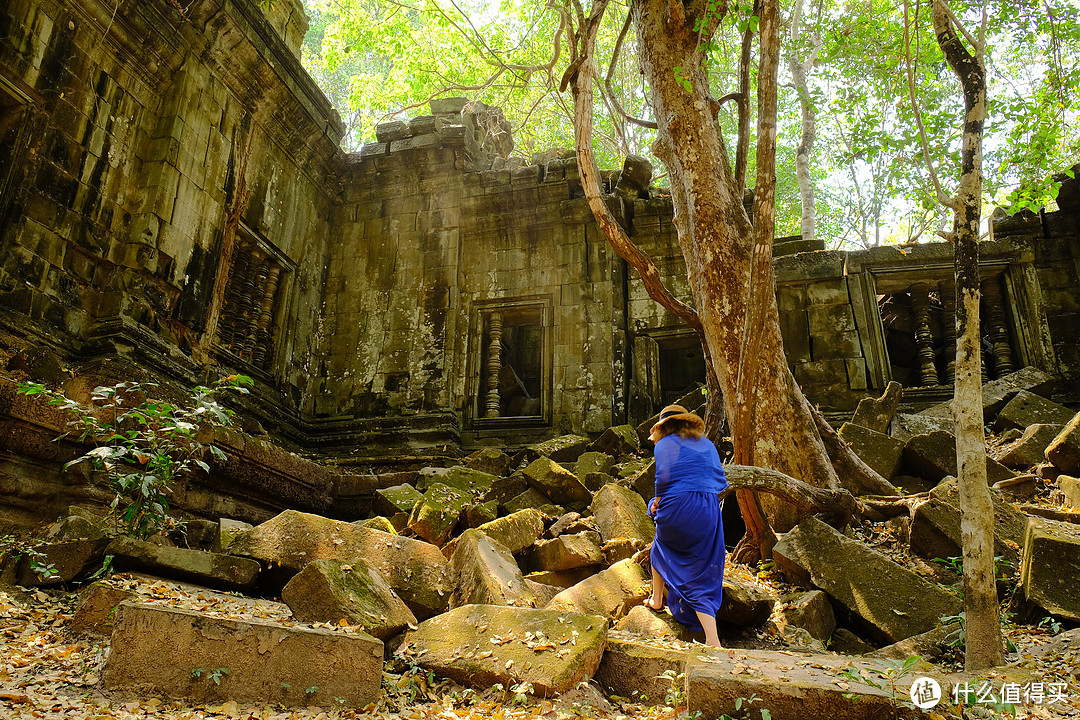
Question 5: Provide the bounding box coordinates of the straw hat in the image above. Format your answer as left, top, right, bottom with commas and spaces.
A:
650, 404, 705, 435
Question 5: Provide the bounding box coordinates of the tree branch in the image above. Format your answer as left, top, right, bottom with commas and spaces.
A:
604, 10, 658, 130
721, 465, 862, 528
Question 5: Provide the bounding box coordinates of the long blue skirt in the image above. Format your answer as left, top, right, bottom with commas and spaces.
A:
651, 491, 726, 632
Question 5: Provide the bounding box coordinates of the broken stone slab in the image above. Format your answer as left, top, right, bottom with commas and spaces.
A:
603, 538, 648, 565
588, 424, 640, 457
16, 538, 111, 586
778, 590, 836, 643
773, 516, 961, 644
850, 381, 904, 434
42, 514, 107, 542
523, 457, 593, 510
529, 531, 604, 572
408, 482, 470, 546
462, 499, 499, 528
475, 508, 545, 554
1047, 412, 1080, 475
865, 625, 959, 663
838, 423, 905, 480
908, 477, 1029, 567
996, 424, 1066, 469
917, 366, 1056, 422
593, 637, 686, 703
686, 648, 921, 720
416, 466, 498, 496
103, 602, 382, 708
994, 390, 1076, 432
591, 483, 655, 546
1020, 516, 1080, 622
373, 483, 424, 517
449, 529, 536, 609
281, 558, 416, 640
615, 605, 687, 640
1061, 475, 1080, 508
70, 581, 135, 637
463, 447, 512, 476
525, 567, 599, 589
483, 473, 530, 505
888, 413, 954, 443
829, 628, 876, 655
503, 487, 563, 517
524, 435, 592, 464
574, 452, 615, 487
717, 576, 775, 628
547, 512, 583, 538
902, 430, 1016, 484
228, 510, 451, 618
106, 537, 260, 593
398, 604, 607, 696
358, 516, 397, 534
613, 154, 652, 202
545, 558, 650, 620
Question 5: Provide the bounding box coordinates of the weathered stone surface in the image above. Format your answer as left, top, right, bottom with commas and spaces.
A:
615, 605, 686, 640
997, 424, 1066, 469
530, 531, 604, 571
42, 514, 107, 542
1061, 475, 1080, 508
545, 559, 650, 620
449, 529, 536, 609
475, 509, 545, 554
574, 452, 616, 487
994, 390, 1076, 431
613, 155, 652, 202
588, 425, 639, 456
778, 590, 835, 643
400, 604, 607, 696
889, 413, 954, 443
903, 430, 1016, 484
850, 381, 903, 434
228, 510, 451, 618
522, 458, 592, 509
716, 576, 775, 628
70, 581, 135, 637
417, 466, 498, 496
838, 422, 905, 480
408, 482, 470, 546
686, 648, 919, 720
281, 558, 416, 640
602, 537, 648, 565
484, 474, 530, 505
525, 435, 592, 464
16, 538, 111, 586
908, 478, 1029, 566
591, 484, 655, 545
103, 602, 382, 707
374, 483, 423, 517
107, 537, 260, 592
1021, 517, 1080, 621
359, 516, 397, 534
463, 447, 512, 476
593, 637, 685, 703
773, 516, 961, 643
918, 366, 1056, 421
829, 628, 875, 655
462, 499, 499, 528
1047, 412, 1080, 475
525, 567, 598, 588
866, 625, 958, 663
503, 488, 562, 517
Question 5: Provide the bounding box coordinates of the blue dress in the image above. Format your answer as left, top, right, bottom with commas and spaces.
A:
649, 434, 728, 632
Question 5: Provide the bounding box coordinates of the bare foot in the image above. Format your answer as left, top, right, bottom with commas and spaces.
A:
643, 594, 664, 610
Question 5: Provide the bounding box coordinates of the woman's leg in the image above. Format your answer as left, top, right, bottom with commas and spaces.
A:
694, 610, 722, 647
645, 565, 665, 610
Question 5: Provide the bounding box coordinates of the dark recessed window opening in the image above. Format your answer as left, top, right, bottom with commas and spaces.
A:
658, 336, 705, 406
479, 307, 543, 417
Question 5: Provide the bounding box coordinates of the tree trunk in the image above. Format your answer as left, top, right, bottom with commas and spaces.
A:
787, 0, 818, 246
633, 0, 840, 535
931, 0, 1003, 671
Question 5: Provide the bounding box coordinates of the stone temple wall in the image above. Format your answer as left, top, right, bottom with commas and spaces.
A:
1, 0, 1079, 467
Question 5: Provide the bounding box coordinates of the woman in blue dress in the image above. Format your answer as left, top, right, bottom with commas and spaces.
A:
644, 404, 728, 647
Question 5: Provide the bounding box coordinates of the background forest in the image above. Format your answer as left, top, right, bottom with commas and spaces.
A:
296, 0, 1079, 250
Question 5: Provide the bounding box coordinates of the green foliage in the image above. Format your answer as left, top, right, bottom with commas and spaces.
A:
191, 667, 230, 685
1037, 615, 1063, 634
17, 376, 252, 540
656, 669, 686, 707
0, 536, 58, 581
717, 693, 771, 720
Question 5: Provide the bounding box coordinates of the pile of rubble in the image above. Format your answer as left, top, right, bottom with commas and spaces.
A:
2, 367, 1079, 719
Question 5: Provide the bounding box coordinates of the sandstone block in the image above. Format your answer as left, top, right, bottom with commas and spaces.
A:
400, 604, 607, 696
281, 558, 416, 640
228, 510, 451, 618
525, 567, 598, 588
997, 424, 1066, 469
615, 605, 686, 640
918, 366, 1055, 422
462, 499, 499, 528
107, 537, 260, 593
464, 447, 512, 476
449, 529, 536, 609
358, 516, 397, 534
525, 435, 591, 464
686, 648, 920, 720
602, 538, 647, 565
994, 390, 1076, 431
545, 559, 649, 620
717, 576, 775, 628
103, 602, 382, 707
42, 514, 106, 542
503, 488, 562, 517
523, 457, 592, 509
839, 422, 905, 480
591, 483, 655, 545
778, 590, 835, 642
773, 516, 961, 643
1021, 517, 1080, 622
1061, 475, 1080, 508
484, 473, 530, 505
588, 425, 639, 456
16, 538, 110, 586
575, 451, 616, 487
593, 637, 685, 703
902, 430, 1016, 484
908, 478, 1028, 567
408, 482, 470, 546
417, 466, 498, 496
889, 413, 953, 443
1047, 412, 1080, 475
374, 483, 423, 517
530, 531, 604, 571
850, 381, 903, 433
476, 508, 545, 554
70, 581, 134, 637
829, 628, 875, 655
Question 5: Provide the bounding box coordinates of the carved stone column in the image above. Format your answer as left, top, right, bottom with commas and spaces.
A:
910, 283, 940, 386
485, 312, 503, 418
252, 265, 282, 370
981, 276, 1015, 379
939, 280, 957, 385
